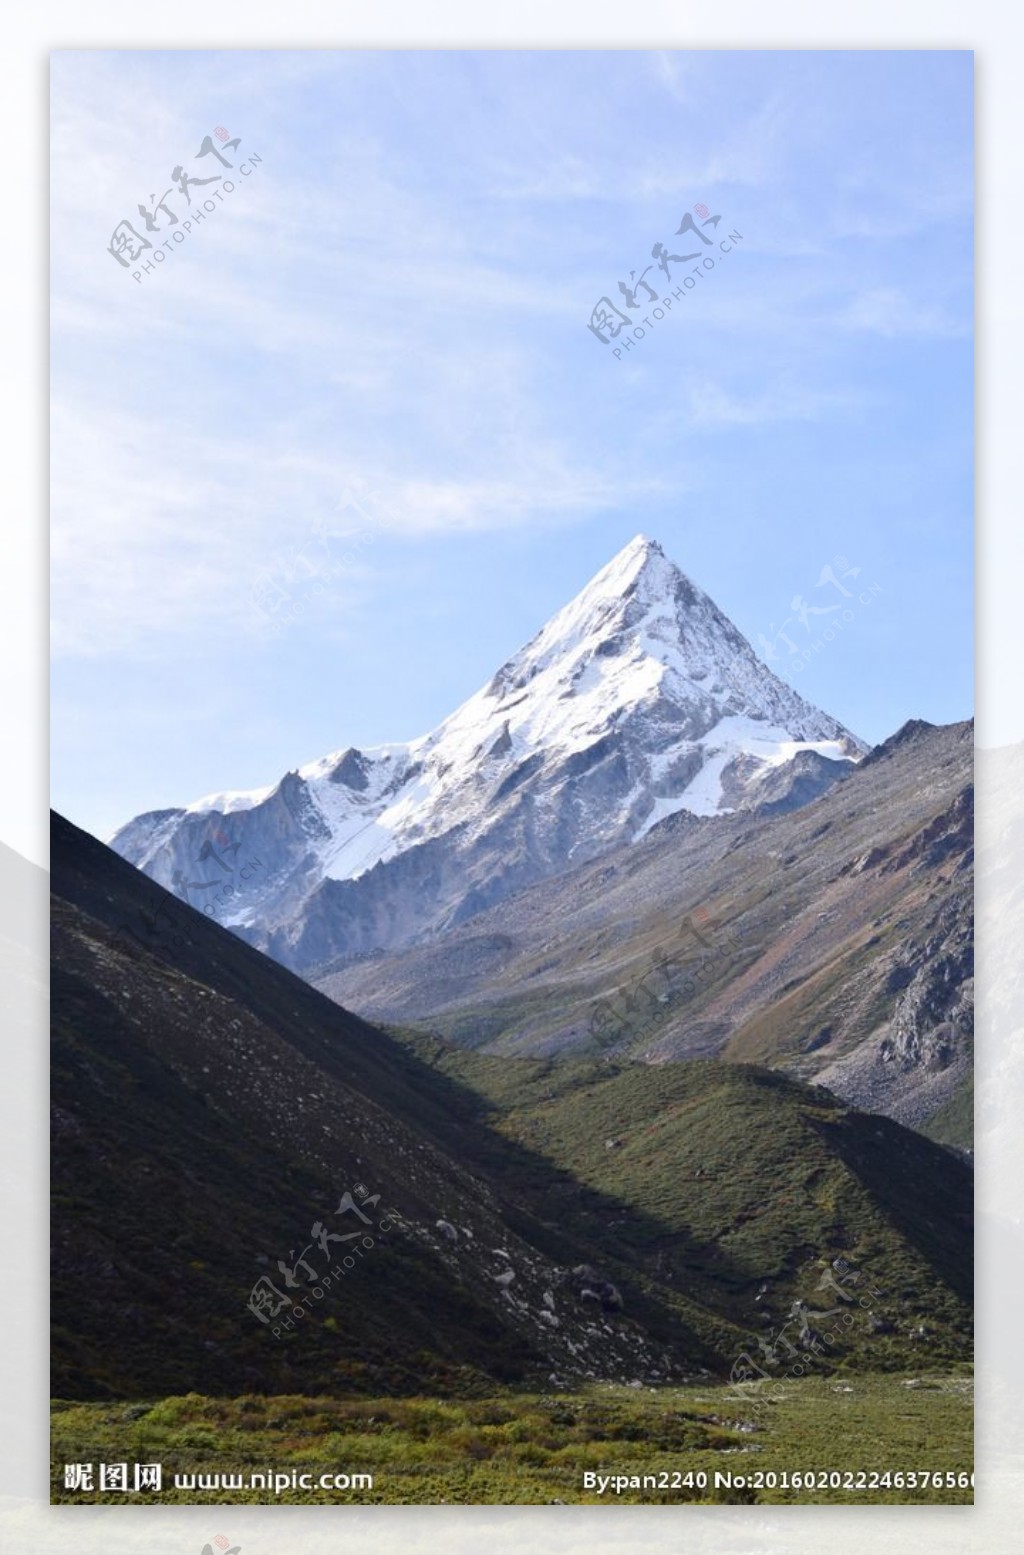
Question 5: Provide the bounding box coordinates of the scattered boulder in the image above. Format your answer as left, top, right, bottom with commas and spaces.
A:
569, 1263, 625, 1313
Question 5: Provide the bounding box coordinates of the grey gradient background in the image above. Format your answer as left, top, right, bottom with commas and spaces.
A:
9, 1, 1020, 1550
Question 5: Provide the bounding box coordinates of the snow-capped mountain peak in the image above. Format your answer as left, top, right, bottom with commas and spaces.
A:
509, 532, 696, 675
111, 537, 865, 972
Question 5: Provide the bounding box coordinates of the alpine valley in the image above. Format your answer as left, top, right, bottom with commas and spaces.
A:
52, 535, 974, 1504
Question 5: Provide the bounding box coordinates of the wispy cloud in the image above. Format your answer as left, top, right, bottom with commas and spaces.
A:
835, 285, 969, 338
50, 390, 653, 659
683, 376, 860, 429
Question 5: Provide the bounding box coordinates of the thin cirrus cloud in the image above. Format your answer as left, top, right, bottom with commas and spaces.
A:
836, 286, 968, 338
682, 377, 860, 430
50, 390, 646, 660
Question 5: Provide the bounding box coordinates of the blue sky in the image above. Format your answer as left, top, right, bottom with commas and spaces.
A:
51, 49, 973, 841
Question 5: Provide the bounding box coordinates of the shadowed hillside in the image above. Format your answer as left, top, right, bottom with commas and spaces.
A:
52, 812, 971, 1404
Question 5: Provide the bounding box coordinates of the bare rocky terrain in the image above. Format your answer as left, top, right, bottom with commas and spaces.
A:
315, 719, 973, 1142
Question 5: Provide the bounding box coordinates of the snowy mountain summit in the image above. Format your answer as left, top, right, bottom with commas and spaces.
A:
112, 535, 864, 972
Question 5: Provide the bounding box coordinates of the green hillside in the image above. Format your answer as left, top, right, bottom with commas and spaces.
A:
52, 812, 971, 1408
430, 1048, 972, 1368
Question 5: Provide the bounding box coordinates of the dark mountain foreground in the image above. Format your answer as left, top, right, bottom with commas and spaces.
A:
52, 811, 971, 1406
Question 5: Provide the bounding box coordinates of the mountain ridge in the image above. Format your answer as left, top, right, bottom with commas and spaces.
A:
314, 718, 973, 1141
110, 536, 864, 973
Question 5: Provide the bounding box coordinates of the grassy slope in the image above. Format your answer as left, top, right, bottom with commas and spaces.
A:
430, 1049, 973, 1365
919, 1071, 974, 1150
51, 1375, 972, 1505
